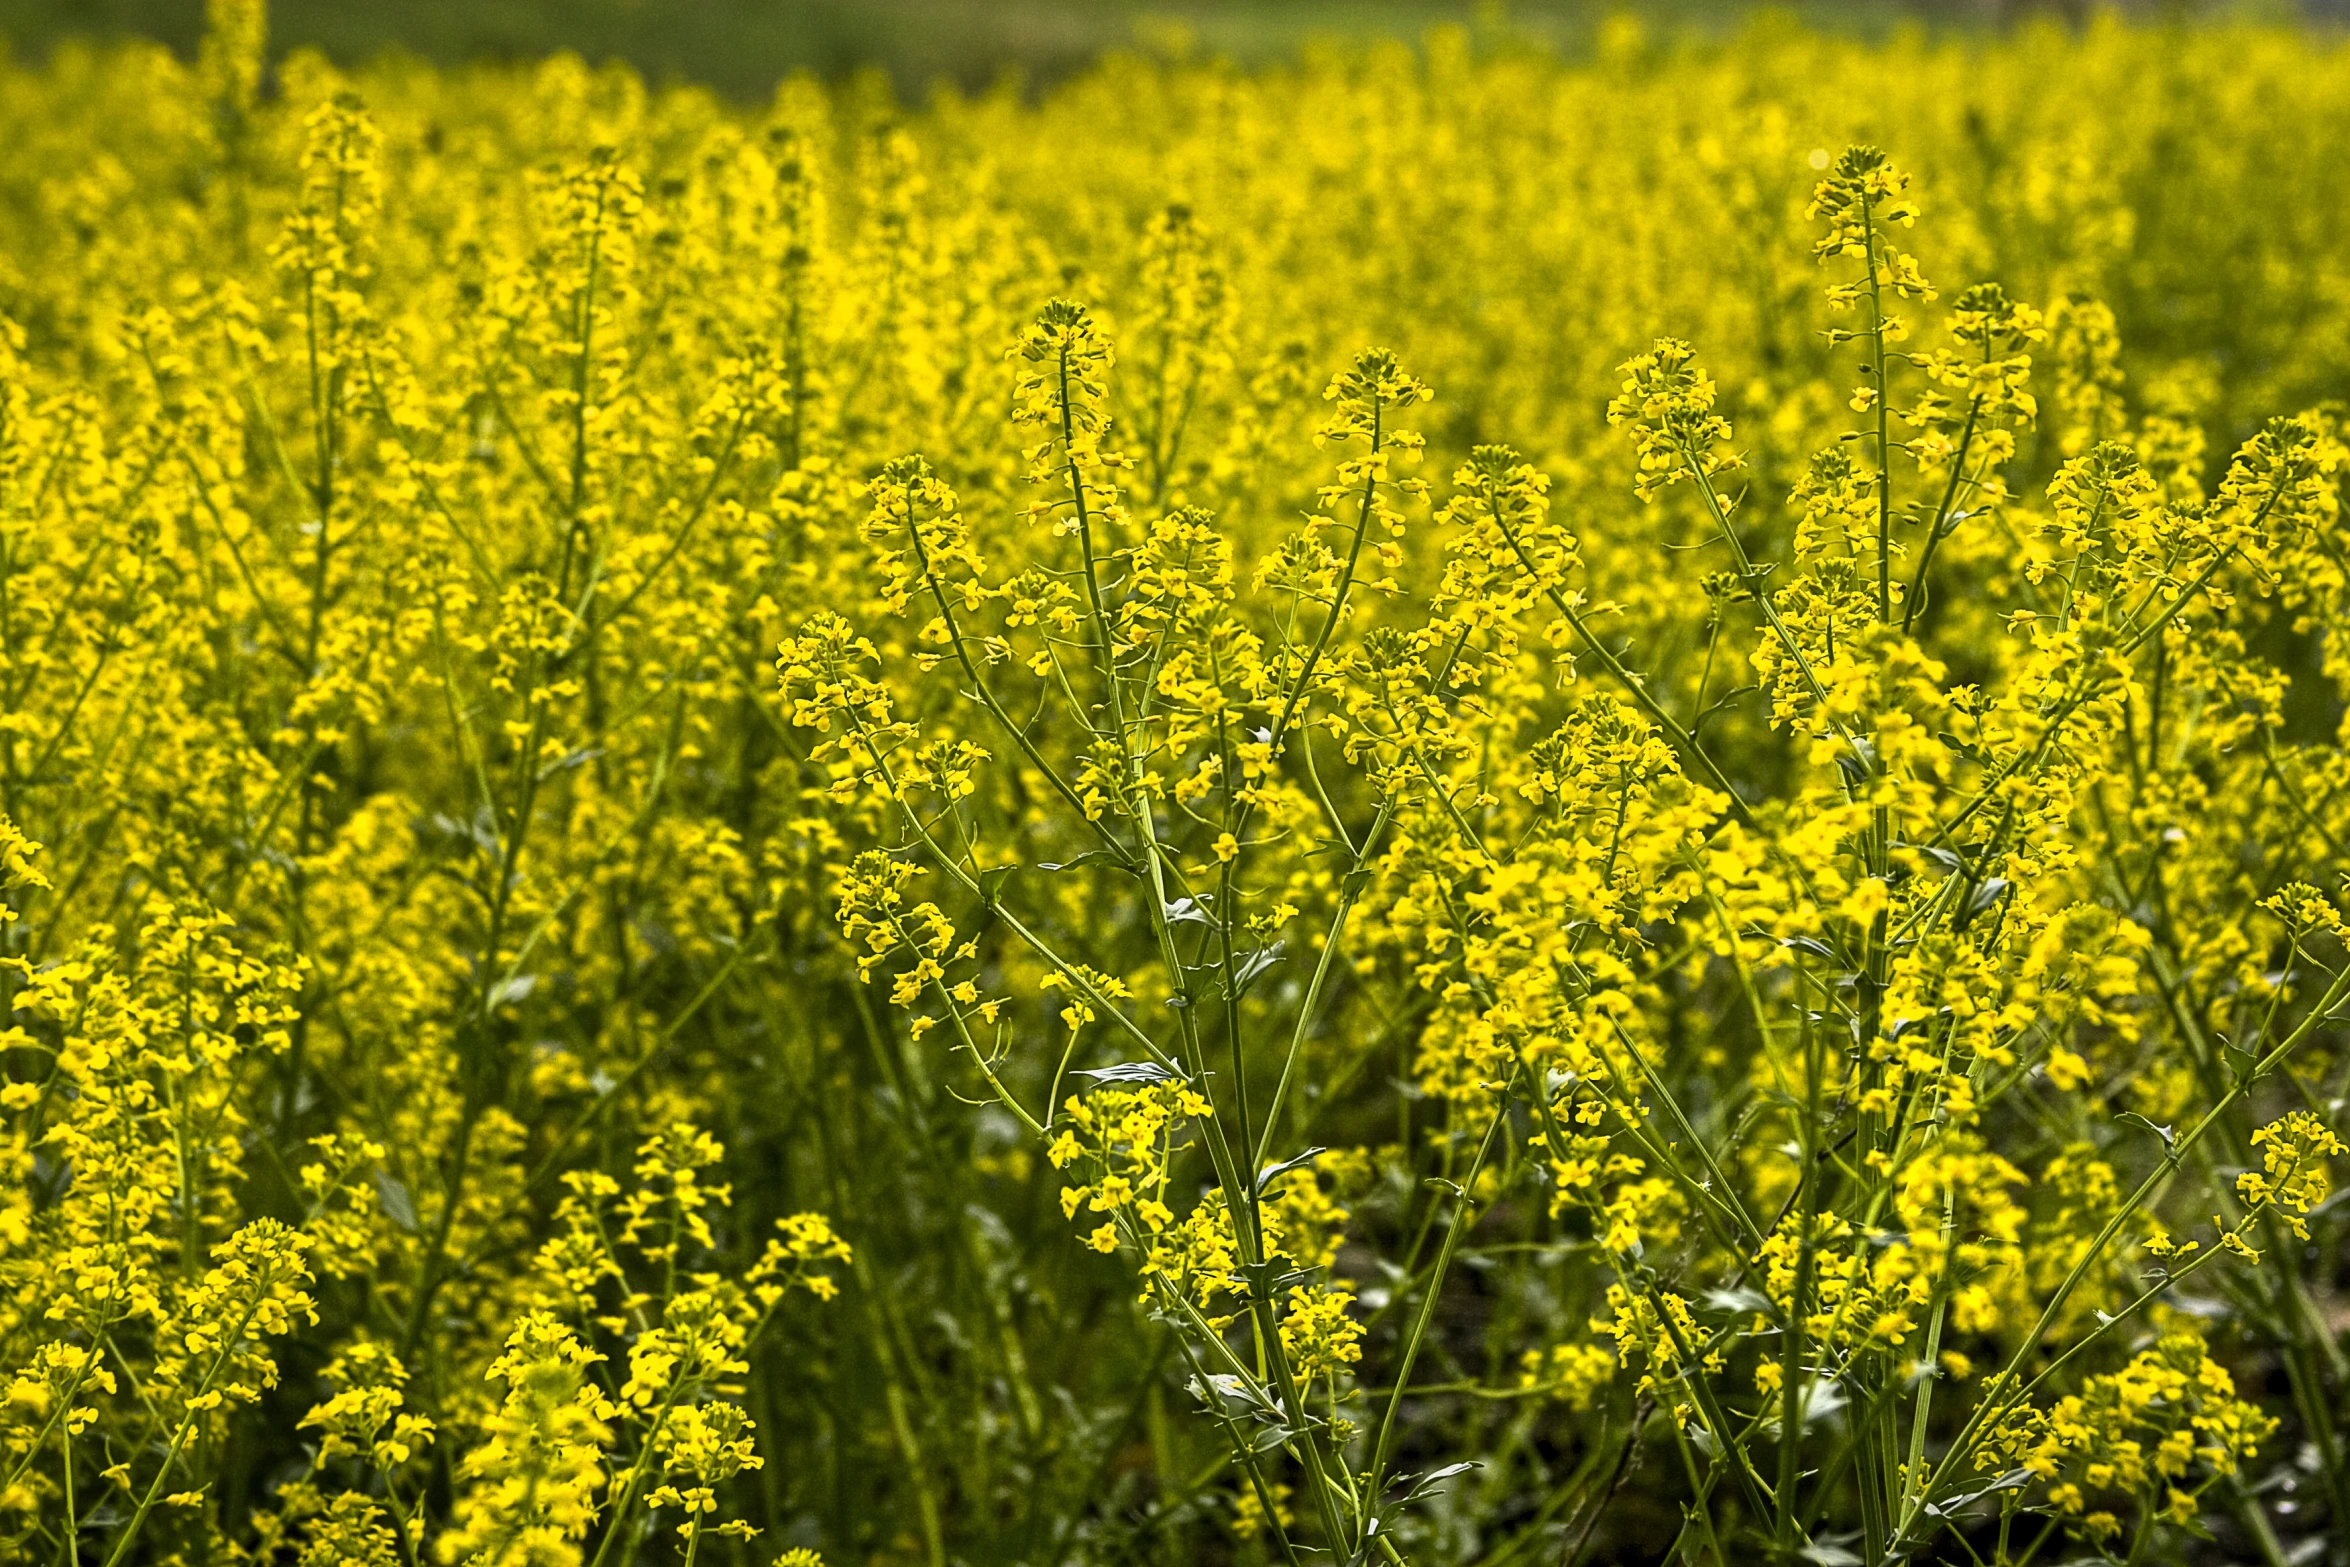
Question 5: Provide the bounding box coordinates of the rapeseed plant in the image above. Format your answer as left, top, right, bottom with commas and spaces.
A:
3, 1, 2350, 1562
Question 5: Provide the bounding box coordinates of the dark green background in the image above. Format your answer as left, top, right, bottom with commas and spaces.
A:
0, 0, 2325, 98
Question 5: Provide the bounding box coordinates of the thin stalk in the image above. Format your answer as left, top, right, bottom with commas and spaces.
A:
1362, 1082, 1515, 1519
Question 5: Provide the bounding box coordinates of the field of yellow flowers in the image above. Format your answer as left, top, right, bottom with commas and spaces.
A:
6, 2, 2350, 1563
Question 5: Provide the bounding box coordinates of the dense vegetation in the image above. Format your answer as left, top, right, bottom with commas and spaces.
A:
0, 1, 2142, 102
5, 4, 2350, 1564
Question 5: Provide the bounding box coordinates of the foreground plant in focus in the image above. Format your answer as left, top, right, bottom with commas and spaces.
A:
795, 146, 2350, 1566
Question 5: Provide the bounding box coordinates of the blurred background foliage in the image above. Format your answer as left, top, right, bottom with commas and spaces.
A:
0, 0, 2333, 97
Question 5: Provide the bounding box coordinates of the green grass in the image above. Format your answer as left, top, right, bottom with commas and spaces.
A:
0, 0, 2160, 99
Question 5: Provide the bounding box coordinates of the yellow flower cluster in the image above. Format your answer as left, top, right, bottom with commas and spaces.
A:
1989, 1322, 2278, 1556
1, 1, 2348, 1562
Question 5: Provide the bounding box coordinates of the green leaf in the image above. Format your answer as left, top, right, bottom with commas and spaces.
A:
1072, 1061, 1179, 1085
1255, 1145, 1329, 1196
1229, 940, 1285, 996
1036, 848, 1134, 874
373, 1169, 418, 1232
